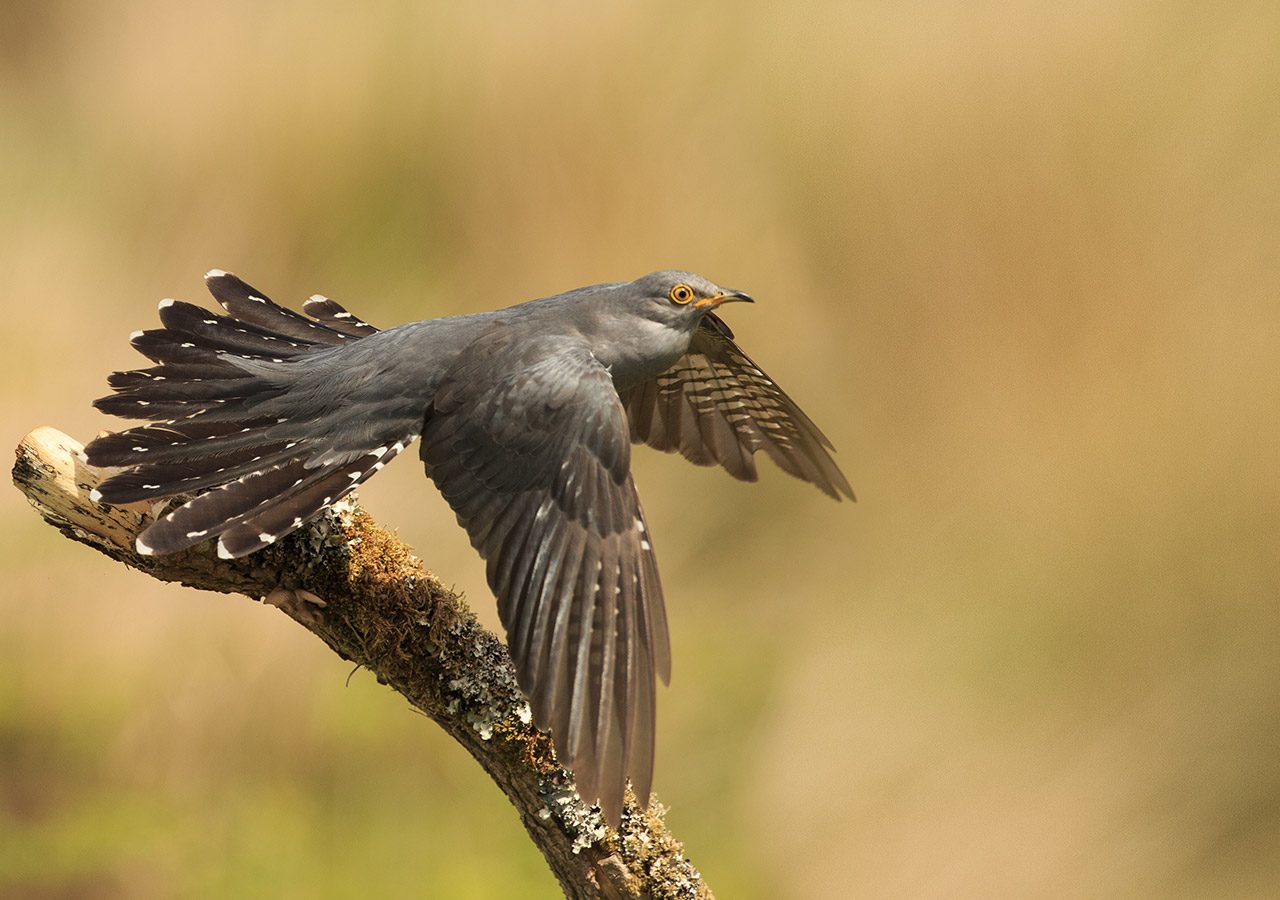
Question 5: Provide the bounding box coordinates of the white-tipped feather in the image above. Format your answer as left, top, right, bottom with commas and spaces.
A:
136, 535, 155, 556
204, 269, 228, 279
88, 488, 103, 503
158, 298, 175, 309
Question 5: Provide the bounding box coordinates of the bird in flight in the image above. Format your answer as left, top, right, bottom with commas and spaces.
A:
86, 269, 854, 824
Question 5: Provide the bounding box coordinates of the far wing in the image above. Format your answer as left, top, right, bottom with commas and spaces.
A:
620, 313, 854, 499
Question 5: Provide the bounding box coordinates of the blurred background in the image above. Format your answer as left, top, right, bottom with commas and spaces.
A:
3, 2, 1277, 897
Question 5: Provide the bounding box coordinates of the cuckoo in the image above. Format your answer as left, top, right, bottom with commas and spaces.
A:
85, 269, 854, 824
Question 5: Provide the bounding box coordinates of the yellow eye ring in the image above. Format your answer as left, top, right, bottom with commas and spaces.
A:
670, 283, 695, 304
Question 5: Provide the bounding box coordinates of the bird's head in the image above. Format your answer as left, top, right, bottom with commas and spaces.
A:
628, 270, 753, 332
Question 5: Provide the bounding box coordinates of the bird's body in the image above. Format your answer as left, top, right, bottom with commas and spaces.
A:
86, 269, 853, 824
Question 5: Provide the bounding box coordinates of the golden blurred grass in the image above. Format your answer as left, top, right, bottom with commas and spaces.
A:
3, 2, 1278, 897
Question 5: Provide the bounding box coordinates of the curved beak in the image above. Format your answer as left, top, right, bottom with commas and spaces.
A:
694, 289, 754, 309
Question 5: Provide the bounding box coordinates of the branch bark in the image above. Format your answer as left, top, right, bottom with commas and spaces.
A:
13, 426, 711, 900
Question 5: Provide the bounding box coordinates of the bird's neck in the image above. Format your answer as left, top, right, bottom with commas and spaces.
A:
590, 316, 693, 390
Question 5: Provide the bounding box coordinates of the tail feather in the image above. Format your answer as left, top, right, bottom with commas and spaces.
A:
157, 299, 317, 356
93, 397, 245, 421
99, 376, 261, 404
87, 415, 282, 467
215, 441, 405, 557
89, 269, 406, 558
134, 439, 407, 558
134, 458, 317, 555
93, 441, 296, 503
213, 469, 356, 557
203, 271, 351, 345
302, 295, 379, 337
92, 374, 284, 422
128, 329, 243, 366
107, 362, 251, 388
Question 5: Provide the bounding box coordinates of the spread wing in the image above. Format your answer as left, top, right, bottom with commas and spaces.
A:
419, 328, 670, 824
620, 313, 854, 500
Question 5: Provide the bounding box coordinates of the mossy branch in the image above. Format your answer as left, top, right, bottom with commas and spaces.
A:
13, 426, 711, 900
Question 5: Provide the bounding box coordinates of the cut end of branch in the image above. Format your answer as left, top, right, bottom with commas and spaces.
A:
13, 426, 148, 555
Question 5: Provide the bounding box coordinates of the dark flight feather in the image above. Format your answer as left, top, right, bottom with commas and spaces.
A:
621, 313, 855, 501
420, 328, 667, 823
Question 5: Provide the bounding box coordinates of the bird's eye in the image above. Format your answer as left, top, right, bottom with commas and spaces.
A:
669, 284, 695, 305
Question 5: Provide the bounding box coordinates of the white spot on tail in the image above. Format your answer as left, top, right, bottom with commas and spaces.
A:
136, 535, 155, 556
129, 330, 144, 340
257, 532, 274, 544
216, 540, 235, 559
205, 269, 228, 279
158, 298, 175, 309
89, 488, 103, 503
185, 529, 209, 539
